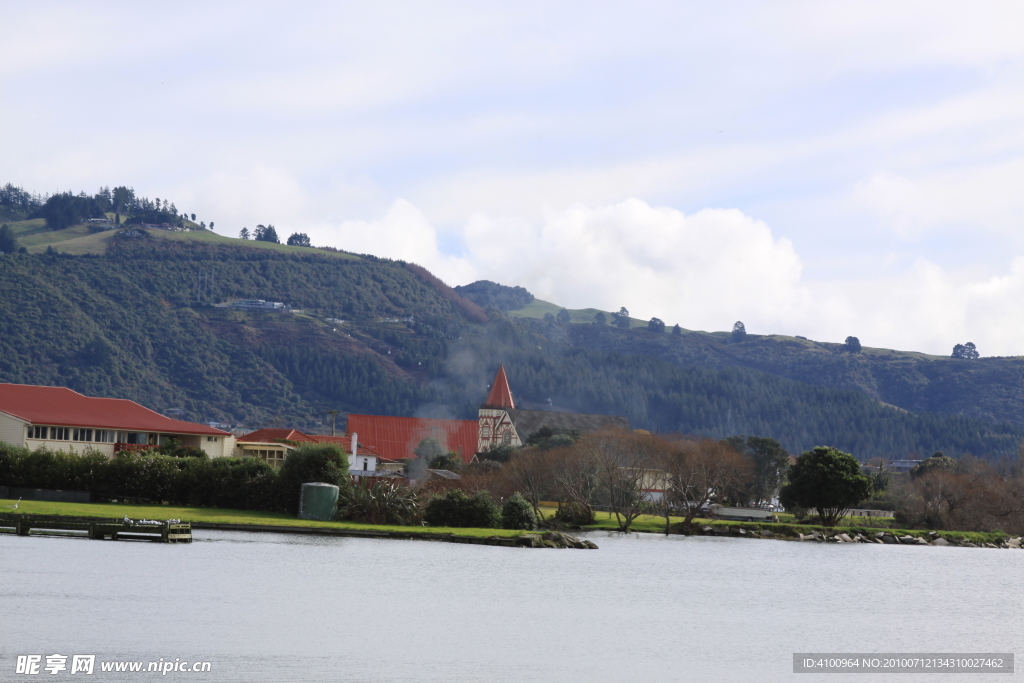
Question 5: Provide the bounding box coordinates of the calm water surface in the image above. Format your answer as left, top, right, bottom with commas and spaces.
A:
1, 529, 1020, 682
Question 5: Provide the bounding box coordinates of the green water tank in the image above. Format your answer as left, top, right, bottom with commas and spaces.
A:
298, 482, 339, 521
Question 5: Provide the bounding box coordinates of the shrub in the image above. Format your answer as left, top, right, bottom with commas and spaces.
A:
276, 443, 349, 514
553, 501, 595, 525
337, 479, 419, 525
424, 489, 500, 528
0, 444, 280, 511
501, 492, 537, 530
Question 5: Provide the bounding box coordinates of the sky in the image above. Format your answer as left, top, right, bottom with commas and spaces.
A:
4, 2, 1024, 355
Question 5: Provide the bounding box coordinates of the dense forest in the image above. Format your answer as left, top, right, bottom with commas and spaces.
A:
2, 234, 1024, 461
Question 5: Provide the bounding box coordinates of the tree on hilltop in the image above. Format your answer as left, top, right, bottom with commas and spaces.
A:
648, 317, 665, 333
254, 224, 280, 244
556, 308, 571, 323
287, 232, 311, 247
844, 336, 862, 353
952, 342, 979, 359
732, 321, 746, 342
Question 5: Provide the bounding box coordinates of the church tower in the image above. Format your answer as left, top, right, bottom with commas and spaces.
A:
477, 364, 520, 453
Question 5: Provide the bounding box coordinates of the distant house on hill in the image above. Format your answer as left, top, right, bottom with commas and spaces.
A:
477, 365, 630, 453
0, 382, 234, 457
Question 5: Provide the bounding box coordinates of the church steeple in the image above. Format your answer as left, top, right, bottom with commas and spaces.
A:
483, 364, 515, 409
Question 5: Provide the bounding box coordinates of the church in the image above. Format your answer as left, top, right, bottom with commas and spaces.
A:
476, 365, 631, 453
346, 365, 631, 463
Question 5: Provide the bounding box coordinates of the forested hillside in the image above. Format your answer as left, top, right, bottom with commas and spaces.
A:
1, 233, 1023, 460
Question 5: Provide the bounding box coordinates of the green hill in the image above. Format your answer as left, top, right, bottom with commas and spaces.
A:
1, 238, 1022, 460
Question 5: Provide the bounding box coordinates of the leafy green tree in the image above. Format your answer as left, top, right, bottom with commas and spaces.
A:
910, 452, 957, 478
844, 336, 862, 353
254, 224, 280, 243
952, 342, 979, 359
190, 213, 196, 221
556, 308, 571, 323
724, 435, 789, 505
239, 227, 250, 240
594, 311, 606, 324
287, 232, 311, 247
31, 192, 105, 230
543, 312, 555, 322
732, 321, 746, 341
0, 224, 18, 254
612, 307, 630, 328
779, 446, 872, 526
648, 317, 665, 333
277, 443, 349, 514
671, 324, 682, 336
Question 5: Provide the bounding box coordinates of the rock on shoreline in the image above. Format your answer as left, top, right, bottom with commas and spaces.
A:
690, 524, 1021, 549
517, 531, 598, 549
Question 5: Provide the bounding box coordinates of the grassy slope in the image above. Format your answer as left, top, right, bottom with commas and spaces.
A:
0, 499, 524, 538
508, 298, 664, 329
4, 216, 358, 259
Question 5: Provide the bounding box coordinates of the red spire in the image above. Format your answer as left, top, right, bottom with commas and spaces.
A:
483, 364, 515, 409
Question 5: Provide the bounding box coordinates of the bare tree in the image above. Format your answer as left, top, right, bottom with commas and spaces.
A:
550, 444, 601, 524
582, 429, 670, 532
665, 438, 752, 533
502, 448, 555, 521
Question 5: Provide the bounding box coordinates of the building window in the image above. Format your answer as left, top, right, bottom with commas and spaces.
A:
249, 449, 285, 468
207, 437, 218, 442
72, 428, 93, 442
94, 430, 114, 443
481, 425, 491, 438
27, 425, 49, 439
502, 431, 512, 445
50, 427, 69, 441
362, 459, 368, 471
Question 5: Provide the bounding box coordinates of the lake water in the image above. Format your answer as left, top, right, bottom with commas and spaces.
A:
1, 529, 1020, 682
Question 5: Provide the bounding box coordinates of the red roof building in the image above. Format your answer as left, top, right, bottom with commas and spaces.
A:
345, 414, 479, 464
0, 382, 233, 457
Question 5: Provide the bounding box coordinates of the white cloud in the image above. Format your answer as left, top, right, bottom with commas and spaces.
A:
460, 199, 808, 332
308, 197, 1024, 357
310, 199, 477, 284
853, 161, 1024, 241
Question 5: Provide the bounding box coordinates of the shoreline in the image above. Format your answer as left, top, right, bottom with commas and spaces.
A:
3, 499, 1019, 550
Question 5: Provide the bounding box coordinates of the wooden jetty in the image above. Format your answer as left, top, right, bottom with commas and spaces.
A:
0, 513, 191, 543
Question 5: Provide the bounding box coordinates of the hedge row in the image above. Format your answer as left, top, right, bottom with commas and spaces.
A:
0, 443, 348, 514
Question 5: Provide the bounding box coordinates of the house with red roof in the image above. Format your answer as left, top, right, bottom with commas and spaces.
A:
345, 413, 479, 464
234, 428, 390, 475
0, 383, 234, 457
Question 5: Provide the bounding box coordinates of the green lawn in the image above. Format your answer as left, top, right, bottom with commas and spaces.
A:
0, 499, 525, 539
